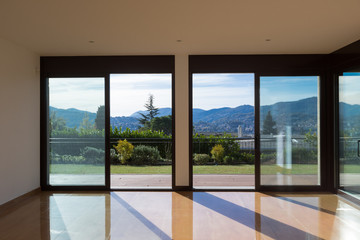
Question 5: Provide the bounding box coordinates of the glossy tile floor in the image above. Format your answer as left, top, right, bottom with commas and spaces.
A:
1, 191, 360, 240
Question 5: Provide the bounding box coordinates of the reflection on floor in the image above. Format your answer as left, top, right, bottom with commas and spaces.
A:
111, 174, 255, 188
50, 173, 318, 188
1, 191, 360, 239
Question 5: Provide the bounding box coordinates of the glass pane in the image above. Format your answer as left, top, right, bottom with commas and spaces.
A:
339, 73, 360, 199
192, 73, 255, 189
48, 78, 105, 186
110, 74, 172, 188
260, 76, 320, 186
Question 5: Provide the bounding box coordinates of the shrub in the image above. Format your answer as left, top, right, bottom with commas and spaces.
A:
131, 145, 161, 165
223, 156, 241, 165
110, 149, 120, 164
114, 139, 134, 164
260, 152, 277, 164
193, 153, 210, 165
211, 144, 225, 164
291, 148, 317, 164
81, 146, 105, 164
50, 153, 86, 164
240, 152, 254, 164
61, 155, 86, 164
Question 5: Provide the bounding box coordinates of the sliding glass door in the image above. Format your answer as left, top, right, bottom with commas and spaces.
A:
42, 56, 175, 190
48, 78, 106, 186
192, 73, 255, 189
260, 76, 320, 186
110, 74, 173, 189
339, 73, 360, 199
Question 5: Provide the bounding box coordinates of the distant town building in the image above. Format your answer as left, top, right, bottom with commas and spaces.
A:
237, 125, 242, 138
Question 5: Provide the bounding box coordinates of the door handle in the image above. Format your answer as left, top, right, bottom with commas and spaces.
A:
358, 140, 360, 157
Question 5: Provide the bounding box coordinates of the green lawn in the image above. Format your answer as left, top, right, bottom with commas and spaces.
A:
48, 164, 347, 175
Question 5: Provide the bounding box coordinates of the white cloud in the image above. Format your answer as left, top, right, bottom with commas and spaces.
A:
339, 76, 360, 105
49, 75, 172, 116
192, 73, 255, 109
110, 74, 172, 116
49, 78, 104, 112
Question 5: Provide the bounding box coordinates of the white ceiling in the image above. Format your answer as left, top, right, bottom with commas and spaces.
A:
1, 0, 360, 56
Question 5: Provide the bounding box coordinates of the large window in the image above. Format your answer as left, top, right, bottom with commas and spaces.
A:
42, 56, 174, 190
110, 74, 173, 189
339, 72, 360, 199
192, 73, 255, 189
48, 77, 106, 186
260, 76, 320, 186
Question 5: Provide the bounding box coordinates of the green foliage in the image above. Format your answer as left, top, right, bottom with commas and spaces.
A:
110, 149, 120, 164
137, 94, 159, 128
110, 126, 170, 139
223, 156, 241, 165
291, 148, 317, 164
80, 147, 105, 164
131, 145, 161, 165
150, 115, 172, 135
304, 129, 317, 145
95, 105, 105, 130
193, 153, 210, 165
50, 153, 85, 164
223, 152, 255, 165
240, 152, 255, 164
114, 140, 134, 164
193, 133, 236, 156
260, 152, 277, 164
110, 127, 171, 159
51, 127, 104, 138
211, 144, 225, 164
262, 111, 277, 135
49, 112, 67, 133
80, 112, 95, 130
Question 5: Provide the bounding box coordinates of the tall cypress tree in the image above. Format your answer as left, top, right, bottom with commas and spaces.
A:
262, 111, 277, 134
95, 105, 105, 130
138, 94, 159, 128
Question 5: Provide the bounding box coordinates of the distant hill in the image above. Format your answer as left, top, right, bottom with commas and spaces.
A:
260, 97, 318, 135
50, 97, 360, 135
193, 105, 255, 135
110, 116, 140, 130
49, 107, 96, 128
130, 108, 172, 118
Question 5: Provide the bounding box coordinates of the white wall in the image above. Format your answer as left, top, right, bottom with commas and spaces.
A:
0, 38, 40, 205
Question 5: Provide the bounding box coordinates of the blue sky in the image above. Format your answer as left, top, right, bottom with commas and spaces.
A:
49, 74, 323, 117
260, 76, 318, 106
193, 73, 254, 109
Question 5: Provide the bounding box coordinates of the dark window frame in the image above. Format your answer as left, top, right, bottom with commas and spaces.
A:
332, 60, 360, 201
189, 55, 328, 192
40, 56, 176, 191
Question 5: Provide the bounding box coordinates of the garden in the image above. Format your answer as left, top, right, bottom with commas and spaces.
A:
48, 124, 329, 176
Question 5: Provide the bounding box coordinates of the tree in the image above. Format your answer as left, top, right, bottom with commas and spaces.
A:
114, 139, 134, 164
80, 112, 94, 130
138, 94, 159, 128
304, 129, 317, 145
49, 112, 66, 131
211, 144, 225, 164
262, 111, 277, 135
145, 94, 159, 120
150, 115, 172, 134
95, 105, 105, 130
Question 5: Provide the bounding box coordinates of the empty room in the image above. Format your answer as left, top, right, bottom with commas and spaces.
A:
1, 1, 360, 239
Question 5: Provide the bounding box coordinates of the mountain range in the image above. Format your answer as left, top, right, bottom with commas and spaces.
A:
50, 97, 360, 135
